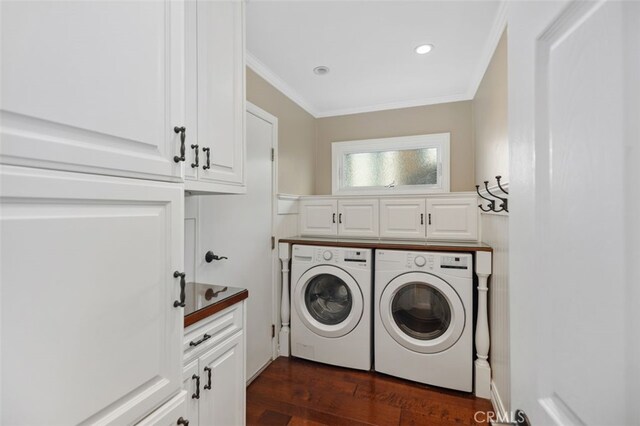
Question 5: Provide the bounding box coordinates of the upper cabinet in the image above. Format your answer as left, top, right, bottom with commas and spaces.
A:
0, 1, 185, 182
338, 199, 379, 238
426, 197, 478, 241
299, 198, 338, 236
379, 198, 426, 240
185, 0, 246, 194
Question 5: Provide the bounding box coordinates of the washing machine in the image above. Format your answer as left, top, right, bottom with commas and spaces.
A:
375, 249, 473, 391
291, 245, 372, 370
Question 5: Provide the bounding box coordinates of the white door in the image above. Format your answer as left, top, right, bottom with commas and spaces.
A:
425, 197, 478, 241
199, 333, 245, 426
198, 104, 274, 380
0, 1, 184, 182
379, 198, 426, 240
0, 166, 183, 425
338, 199, 379, 238
509, 1, 640, 425
194, 0, 245, 188
299, 199, 338, 236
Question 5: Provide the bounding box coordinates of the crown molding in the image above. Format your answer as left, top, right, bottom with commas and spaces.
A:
245, 51, 319, 117
466, 0, 508, 100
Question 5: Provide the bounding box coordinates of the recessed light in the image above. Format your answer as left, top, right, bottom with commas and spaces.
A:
313, 66, 330, 76
415, 44, 433, 55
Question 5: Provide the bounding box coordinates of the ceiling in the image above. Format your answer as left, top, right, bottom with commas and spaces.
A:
246, 1, 506, 118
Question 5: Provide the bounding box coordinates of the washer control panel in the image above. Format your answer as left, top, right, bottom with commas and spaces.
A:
295, 246, 370, 267
406, 252, 435, 270
440, 255, 469, 270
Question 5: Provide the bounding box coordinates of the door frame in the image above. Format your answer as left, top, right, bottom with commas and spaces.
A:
246, 101, 279, 361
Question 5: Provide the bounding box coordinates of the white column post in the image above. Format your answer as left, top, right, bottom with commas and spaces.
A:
474, 251, 492, 398
278, 242, 291, 357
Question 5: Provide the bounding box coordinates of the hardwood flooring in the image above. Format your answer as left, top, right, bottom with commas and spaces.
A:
247, 357, 494, 426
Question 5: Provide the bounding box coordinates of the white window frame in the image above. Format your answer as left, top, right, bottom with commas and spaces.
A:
331, 133, 450, 195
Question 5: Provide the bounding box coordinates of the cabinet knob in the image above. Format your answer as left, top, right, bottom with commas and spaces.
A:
173, 126, 186, 163
177, 417, 189, 426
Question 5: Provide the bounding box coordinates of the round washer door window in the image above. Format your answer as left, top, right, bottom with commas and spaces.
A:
380, 272, 464, 354
304, 274, 353, 325
294, 265, 364, 338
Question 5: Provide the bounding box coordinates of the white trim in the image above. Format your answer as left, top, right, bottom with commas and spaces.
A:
467, 0, 508, 100
490, 380, 509, 426
331, 133, 450, 196
315, 93, 470, 118
246, 52, 319, 117
477, 181, 509, 217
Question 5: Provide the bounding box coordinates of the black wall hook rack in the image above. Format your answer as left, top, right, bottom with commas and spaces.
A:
476, 176, 509, 213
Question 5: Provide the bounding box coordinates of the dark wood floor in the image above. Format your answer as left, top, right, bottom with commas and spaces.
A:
247, 357, 493, 426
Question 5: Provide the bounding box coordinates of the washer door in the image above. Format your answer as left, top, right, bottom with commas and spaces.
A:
294, 265, 364, 338
380, 272, 465, 354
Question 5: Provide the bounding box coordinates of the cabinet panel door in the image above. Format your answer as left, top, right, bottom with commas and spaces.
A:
338, 199, 379, 238
0, 1, 184, 182
137, 392, 188, 426
299, 199, 338, 236
426, 197, 478, 241
182, 361, 200, 426
199, 332, 245, 426
0, 166, 183, 425
379, 198, 426, 240
195, 0, 245, 188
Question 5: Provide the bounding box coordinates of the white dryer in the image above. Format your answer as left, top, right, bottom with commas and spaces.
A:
291, 245, 372, 371
375, 249, 473, 391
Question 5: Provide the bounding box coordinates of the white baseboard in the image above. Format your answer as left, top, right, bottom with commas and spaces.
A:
490, 380, 509, 425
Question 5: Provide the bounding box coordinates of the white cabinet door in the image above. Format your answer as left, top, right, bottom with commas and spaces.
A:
199, 333, 245, 426
136, 392, 188, 426
182, 361, 200, 426
379, 198, 426, 240
338, 199, 379, 238
0, 166, 183, 425
426, 197, 478, 241
0, 1, 185, 182
299, 199, 338, 236
186, 0, 245, 193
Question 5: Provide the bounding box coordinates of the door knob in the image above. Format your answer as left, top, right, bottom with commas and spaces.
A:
205, 251, 228, 263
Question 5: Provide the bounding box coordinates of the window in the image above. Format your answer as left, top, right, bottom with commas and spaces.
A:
331, 133, 450, 195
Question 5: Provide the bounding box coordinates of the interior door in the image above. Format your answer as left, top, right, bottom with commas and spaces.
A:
197, 105, 274, 381
0, 166, 183, 425
0, 0, 184, 182
509, 1, 640, 424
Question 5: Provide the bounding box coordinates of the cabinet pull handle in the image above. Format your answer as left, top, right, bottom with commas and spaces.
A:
332, 213, 336, 224
420, 213, 424, 225
177, 417, 189, 426
428, 213, 431, 225
189, 333, 211, 347
173, 126, 186, 163
190, 144, 199, 168
191, 374, 200, 399
204, 366, 212, 390
339, 213, 342, 224
202, 147, 211, 170
173, 271, 186, 308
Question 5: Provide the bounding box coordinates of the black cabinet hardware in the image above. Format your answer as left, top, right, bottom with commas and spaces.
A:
428, 213, 431, 225
191, 374, 200, 399
332, 213, 336, 224
177, 417, 189, 426
191, 144, 199, 168
173, 271, 186, 308
339, 213, 342, 224
205, 251, 228, 263
204, 366, 212, 390
173, 126, 186, 163
202, 147, 211, 170
189, 333, 211, 347
420, 213, 424, 225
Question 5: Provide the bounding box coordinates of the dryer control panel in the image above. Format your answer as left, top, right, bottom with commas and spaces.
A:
440, 256, 469, 270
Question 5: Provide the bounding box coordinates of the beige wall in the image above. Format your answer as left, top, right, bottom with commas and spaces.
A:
246, 68, 316, 195
473, 30, 508, 183
314, 101, 475, 194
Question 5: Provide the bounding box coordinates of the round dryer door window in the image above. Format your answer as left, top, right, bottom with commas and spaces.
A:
380, 272, 465, 354
294, 265, 364, 338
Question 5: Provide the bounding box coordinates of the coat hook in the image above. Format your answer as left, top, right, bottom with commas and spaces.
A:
496, 176, 509, 195
475, 184, 496, 211
484, 181, 509, 213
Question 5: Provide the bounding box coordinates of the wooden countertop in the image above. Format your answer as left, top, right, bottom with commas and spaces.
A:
279, 237, 492, 253
184, 284, 248, 328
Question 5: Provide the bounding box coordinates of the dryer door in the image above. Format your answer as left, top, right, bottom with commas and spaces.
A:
379, 272, 465, 354
293, 265, 364, 338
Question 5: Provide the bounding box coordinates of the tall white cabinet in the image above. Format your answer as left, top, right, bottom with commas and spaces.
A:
0, 0, 246, 423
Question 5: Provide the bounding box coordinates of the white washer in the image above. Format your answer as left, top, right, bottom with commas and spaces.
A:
291, 245, 372, 370
375, 249, 473, 391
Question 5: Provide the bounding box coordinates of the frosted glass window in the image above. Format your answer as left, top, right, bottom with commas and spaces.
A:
332, 133, 450, 195
342, 148, 438, 188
